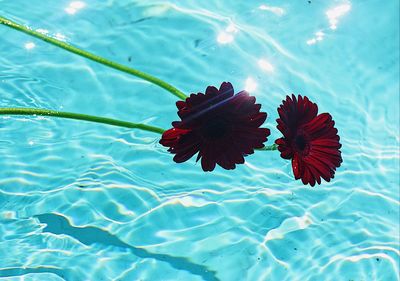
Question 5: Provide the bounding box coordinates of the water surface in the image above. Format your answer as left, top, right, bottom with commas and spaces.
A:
0, 0, 399, 280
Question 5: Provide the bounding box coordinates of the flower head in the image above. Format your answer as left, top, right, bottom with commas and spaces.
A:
160, 82, 270, 171
275, 95, 342, 186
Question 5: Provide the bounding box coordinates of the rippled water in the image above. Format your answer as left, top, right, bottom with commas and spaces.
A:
0, 0, 399, 280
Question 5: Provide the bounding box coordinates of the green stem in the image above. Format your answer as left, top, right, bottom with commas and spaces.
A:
0, 15, 187, 101
0, 108, 165, 134
258, 143, 278, 151
0, 107, 277, 150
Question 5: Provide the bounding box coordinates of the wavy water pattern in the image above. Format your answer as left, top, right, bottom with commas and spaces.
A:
0, 0, 399, 280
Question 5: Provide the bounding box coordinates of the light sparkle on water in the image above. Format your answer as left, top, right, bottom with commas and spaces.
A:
245, 77, 257, 92
65, 1, 86, 15
24, 42, 35, 50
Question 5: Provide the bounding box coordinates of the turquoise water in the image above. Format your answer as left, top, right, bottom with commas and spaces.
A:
0, 0, 399, 280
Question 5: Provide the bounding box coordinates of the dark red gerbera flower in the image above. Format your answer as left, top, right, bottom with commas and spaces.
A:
160, 82, 270, 171
275, 95, 342, 186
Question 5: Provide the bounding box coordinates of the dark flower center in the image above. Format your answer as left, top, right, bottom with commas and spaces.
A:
295, 134, 307, 151
201, 118, 230, 139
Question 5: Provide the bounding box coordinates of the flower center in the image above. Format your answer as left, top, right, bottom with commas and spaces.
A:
201, 118, 230, 139
295, 135, 307, 151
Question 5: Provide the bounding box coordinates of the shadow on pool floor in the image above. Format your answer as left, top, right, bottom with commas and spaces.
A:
0, 213, 219, 281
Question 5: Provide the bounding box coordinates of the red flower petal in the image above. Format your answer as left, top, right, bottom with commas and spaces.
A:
160, 82, 270, 171
176, 100, 186, 110
276, 95, 342, 186
219, 82, 234, 96
292, 154, 302, 180
205, 86, 219, 96
159, 128, 190, 147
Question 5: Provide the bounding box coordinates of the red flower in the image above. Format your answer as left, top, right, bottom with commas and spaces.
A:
275, 95, 342, 186
160, 82, 270, 171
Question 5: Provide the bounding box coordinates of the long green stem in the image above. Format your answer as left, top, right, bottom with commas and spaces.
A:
0, 107, 277, 150
0, 15, 187, 100
0, 108, 165, 134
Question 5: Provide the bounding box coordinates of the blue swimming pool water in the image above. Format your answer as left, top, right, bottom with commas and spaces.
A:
0, 0, 399, 280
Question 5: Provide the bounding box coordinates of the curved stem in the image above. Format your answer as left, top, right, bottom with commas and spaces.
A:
0, 15, 187, 100
0, 108, 165, 134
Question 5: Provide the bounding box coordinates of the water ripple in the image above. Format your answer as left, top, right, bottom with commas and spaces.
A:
0, 0, 399, 280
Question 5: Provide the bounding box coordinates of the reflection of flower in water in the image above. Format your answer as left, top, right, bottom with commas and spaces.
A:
160, 82, 270, 171
275, 95, 342, 186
